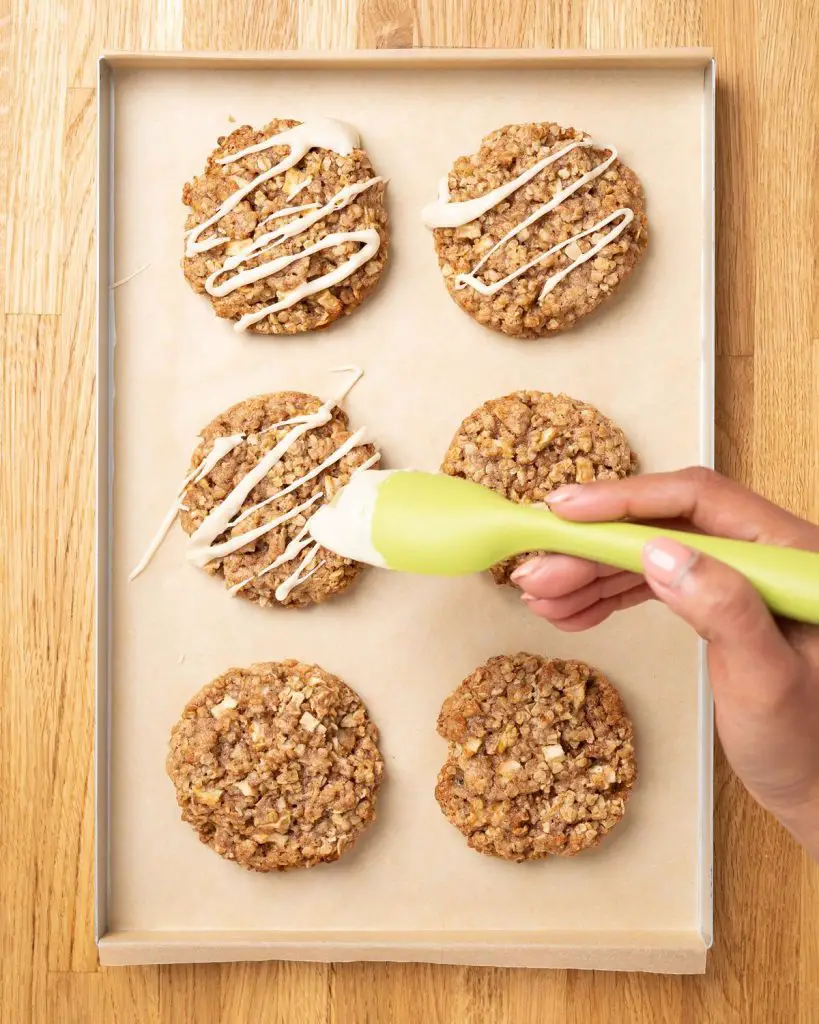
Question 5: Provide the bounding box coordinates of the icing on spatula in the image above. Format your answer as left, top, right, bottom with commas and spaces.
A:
309, 470, 819, 625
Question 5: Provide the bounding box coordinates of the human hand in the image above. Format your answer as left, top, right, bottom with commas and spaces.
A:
511, 468, 819, 859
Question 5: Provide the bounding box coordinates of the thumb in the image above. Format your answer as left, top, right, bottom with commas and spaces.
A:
641, 536, 800, 692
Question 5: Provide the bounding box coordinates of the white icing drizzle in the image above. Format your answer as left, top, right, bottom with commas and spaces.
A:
275, 544, 324, 603
215, 118, 359, 166
128, 433, 244, 582
234, 230, 380, 332
459, 208, 634, 300
217, 426, 369, 541
228, 523, 314, 597
110, 262, 150, 290
423, 140, 580, 228
421, 137, 634, 304
229, 450, 383, 598
129, 367, 376, 604
346, 449, 382, 477
206, 178, 382, 297
188, 495, 323, 569
258, 202, 320, 230
184, 118, 383, 333
286, 175, 313, 200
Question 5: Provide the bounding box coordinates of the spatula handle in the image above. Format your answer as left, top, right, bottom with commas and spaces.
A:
515, 507, 819, 625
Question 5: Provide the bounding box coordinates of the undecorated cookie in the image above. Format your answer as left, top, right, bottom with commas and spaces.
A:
435, 653, 637, 861
167, 660, 384, 871
441, 390, 637, 584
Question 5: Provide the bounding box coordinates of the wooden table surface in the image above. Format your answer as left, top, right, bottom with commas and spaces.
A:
2, 0, 818, 1021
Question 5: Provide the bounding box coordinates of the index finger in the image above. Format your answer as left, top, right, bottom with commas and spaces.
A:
545, 467, 818, 549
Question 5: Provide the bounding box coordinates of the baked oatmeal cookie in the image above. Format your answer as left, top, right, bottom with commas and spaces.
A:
183, 117, 389, 334
441, 390, 637, 584
167, 660, 384, 871
179, 388, 380, 609
435, 653, 637, 861
423, 122, 647, 338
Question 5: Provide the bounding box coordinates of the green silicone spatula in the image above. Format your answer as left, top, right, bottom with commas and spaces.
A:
309, 469, 819, 625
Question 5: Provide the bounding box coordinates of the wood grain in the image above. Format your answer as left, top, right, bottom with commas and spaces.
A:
1, 1, 818, 1021
5, 0, 66, 312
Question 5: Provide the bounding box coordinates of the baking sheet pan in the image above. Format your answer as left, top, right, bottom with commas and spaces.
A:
96, 49, 715, 972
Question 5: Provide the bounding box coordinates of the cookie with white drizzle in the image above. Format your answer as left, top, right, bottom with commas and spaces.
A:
423, 122, 648, 338
129, 368, 381, 609
183, 117, 389, 335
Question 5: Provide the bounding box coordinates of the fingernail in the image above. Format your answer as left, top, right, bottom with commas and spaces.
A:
643, 538, 698, 589
511, 556, 548, 583
545, 485, 582, 505
520, 592, 537, 605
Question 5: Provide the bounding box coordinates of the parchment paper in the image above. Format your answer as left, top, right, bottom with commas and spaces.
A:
106, 62, 709, 959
